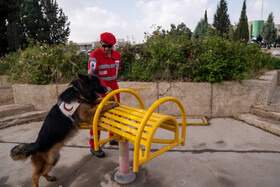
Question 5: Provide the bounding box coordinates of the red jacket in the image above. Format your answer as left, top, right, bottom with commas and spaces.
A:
88, 48, 121, 101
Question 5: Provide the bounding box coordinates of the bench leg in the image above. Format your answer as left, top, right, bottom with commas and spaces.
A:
114, 141, 136, 184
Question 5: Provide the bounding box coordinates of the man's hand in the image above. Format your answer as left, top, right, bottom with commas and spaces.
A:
105, 87, 113, 95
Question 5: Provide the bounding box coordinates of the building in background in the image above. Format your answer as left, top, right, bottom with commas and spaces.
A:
249, 20, 264, 39
248, 20, 280, 41
275, 24, 280, 39
77, 42, 94, 52
77, 38, 125, 53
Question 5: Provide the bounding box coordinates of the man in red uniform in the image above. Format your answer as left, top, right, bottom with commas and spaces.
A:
88, 32, 121, 157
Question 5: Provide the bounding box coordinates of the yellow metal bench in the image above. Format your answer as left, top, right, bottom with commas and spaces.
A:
79, 88, 187, 174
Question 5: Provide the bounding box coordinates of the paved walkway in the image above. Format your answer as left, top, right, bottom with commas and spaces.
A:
1, 118, 280, 187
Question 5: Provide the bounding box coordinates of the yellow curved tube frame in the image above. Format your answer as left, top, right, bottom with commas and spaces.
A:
91, 89, 187, 173
133, 96, 186, 172
92, 89, 145, 151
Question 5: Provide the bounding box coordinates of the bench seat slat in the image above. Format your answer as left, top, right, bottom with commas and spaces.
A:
98, 122, 148, 146
115, 106, 165, 124
102, 112, 153, 133
109, 107, 166, 129
107, 108, 146, 124
99, 117, 149, 140
110, 107, 176, 132
118, 104, 166, 121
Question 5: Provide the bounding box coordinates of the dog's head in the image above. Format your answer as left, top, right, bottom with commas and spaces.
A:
72, 74, 108, 99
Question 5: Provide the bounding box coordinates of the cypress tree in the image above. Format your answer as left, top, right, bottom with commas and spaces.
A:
192, 10, 209, 40
228, 24, 235, 41
213, 0, 230, 36
234, 0, 249, 42
261, 12, 277, 46
192, 19, 208, 40
204, 9, 208, 23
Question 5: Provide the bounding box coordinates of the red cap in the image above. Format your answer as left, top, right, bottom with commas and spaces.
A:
100, 32, 116, 45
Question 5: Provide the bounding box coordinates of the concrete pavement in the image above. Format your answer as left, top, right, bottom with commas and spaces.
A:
0, 118, 280, 187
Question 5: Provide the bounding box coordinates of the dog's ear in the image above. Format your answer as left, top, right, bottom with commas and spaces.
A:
78, 74, 88, 81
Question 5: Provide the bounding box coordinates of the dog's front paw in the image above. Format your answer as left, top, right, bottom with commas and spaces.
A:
101, 102, 119, 114
45, 175, 56, 182
109, 102, 119, 108
106, 102, 119, 110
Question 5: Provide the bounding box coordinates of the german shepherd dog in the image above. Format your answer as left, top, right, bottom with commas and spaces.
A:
10, 74, 119, 187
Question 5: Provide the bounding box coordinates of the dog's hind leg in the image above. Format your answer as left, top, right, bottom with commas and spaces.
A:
33, 162, 56, 184
31, 153, 57, 187
42, 150, 60, 182
42, 158, 56, 181
32, 174, 40, 187
31, 154, 43, 187
43, 169, 57, 182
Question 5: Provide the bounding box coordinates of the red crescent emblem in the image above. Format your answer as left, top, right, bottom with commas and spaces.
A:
63, 103, 73, 112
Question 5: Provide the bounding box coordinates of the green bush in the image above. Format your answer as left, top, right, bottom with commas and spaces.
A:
271, 57, 280, 69
117, 43, 152, 81
120, 29, 197, 81
145, 32, 188, 80
243, 44, 273, 78
118, 34, 272, 83
5, 42, 88, 84
191, 36, 272, 82
2, 33, 274, 85
0, 54, 16, 75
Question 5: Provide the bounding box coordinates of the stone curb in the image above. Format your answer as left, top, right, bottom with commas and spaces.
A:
234, 113, 280, 136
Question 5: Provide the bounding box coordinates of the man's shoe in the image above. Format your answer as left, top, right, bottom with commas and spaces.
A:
109, 140, 119, 145
90, 148, 105, 158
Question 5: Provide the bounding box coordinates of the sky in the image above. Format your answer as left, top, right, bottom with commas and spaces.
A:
56, 0, 280, 44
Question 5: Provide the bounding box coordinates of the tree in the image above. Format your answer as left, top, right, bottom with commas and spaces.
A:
148, 23, 192, 42
234, 0, 249, 42
22, 0, 49, 42
192, 10, 209, 40
3, 0, 70, 54
204, 9, 208, 23
41, 0, 70, 45
64, 41, 80, 54
167, 23, 192, 40
6, 18, 22, 51
0, 0, 21, 55
228, 24, 235, 41
261, 12, 277, 47
213, 0, 230, 37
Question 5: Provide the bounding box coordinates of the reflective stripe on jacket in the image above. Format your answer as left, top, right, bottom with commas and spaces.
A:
88, 48, 121, 83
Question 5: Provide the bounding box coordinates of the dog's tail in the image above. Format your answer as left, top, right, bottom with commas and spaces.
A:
10, 143, 35, 161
